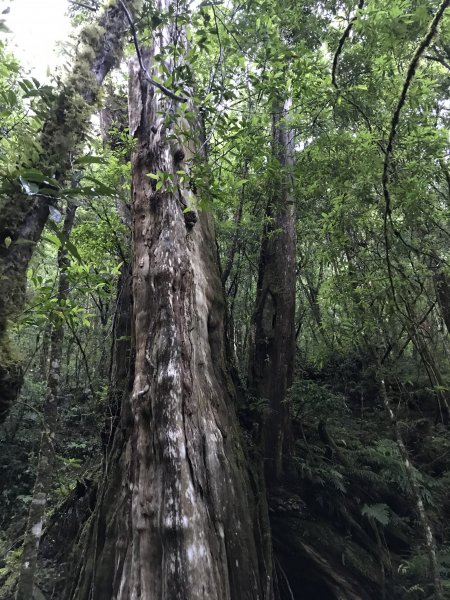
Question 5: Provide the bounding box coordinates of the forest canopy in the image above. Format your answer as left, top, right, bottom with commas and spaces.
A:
1, 0, 450, 599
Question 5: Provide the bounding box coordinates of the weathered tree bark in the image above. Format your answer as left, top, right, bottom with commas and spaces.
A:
0, 0, 141, 424
67, 10, 274, 598
248, 97, 297, 482
15, 203, 77, 600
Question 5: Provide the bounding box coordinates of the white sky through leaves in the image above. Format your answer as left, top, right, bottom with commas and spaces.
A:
3, 0, 71, 82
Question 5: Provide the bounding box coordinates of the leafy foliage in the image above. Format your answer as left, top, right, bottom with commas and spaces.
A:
2, 0, 450, 597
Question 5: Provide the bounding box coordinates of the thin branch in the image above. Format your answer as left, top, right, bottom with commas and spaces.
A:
424, 53, 450, 72
64, 318, 95, 397
384, 302, 437, 364
207, 5, 224, 96
378, 373, 442, 599
329, 2, 388, 152
118, 0, 189, 103
382, 0, 450, 318
15, 400, 46, 428
383, 0, 450, 220
68, 0, 99, 11
274, 555, 295, 600
222, 175, 245, 284
331, 0, 365, 88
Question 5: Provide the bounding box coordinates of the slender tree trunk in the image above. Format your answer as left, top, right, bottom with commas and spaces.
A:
0, 0, 141, 424
248, 97, 296, 482
222, 161, 247, 286
378, 374, 442, 600
433, 267, 450, 333
15, 203, 77, 600
38, 325, 51, 383
403, 301, 450, 422
67, 10, 274, 598
101, 260, 134, 451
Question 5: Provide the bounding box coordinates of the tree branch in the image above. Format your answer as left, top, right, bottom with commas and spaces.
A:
68, 0, 99, 11
383, 0, 450, 218
118, 0, 189, 103
331, 0, 365, 88
382, 0, 450, 318
424, 52, 450, 72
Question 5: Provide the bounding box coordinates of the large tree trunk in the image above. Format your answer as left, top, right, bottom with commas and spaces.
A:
67, 13, 274, 600
0, 0, 141, 424
15, 203, 77, 600
248, 97, 297, 482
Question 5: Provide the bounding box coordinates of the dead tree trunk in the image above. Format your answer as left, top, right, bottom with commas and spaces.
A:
0, 0, 141, 424
15, 203, 77, 600
248, 97, 297, 482
67, 11, 274, 599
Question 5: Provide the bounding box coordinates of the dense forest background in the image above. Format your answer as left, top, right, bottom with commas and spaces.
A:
1, 0, 450, 598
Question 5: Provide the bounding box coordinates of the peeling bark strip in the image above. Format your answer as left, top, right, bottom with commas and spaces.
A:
248, 97, 296, 482
0, 0, 142, 424
67, 6, 273, 598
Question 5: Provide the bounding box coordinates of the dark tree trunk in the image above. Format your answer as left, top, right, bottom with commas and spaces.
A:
101, 260, 134, 451
67, 12, 274, 598
248, 98, 297, 482
433, 267, 450, 334
0, 0, 141, 424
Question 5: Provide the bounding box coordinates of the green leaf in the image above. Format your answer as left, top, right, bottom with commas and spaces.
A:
0, 19, 11, 32
362, 503, 390, 526
19, 177, 39, 195
18, 169, 46, 183
65, 240, 83, 264
23, 89, 43, 98
76, 155, 108, 165
43, 233, 62, 248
